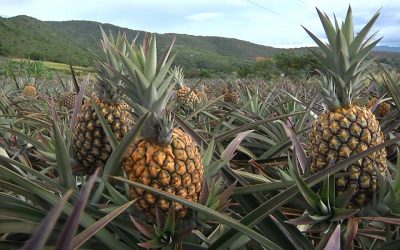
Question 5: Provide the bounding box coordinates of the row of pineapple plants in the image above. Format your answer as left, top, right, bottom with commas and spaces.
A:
0, 5, 400, 249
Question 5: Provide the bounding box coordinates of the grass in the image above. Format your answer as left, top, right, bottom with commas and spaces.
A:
10, 58, 94, 74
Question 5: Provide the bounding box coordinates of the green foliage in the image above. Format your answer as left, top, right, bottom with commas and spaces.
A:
238, 52, 320, 80
1, 15, 399, 75
0, 60, 50, 78
0, 16, 92, 66
238, 60, 279, 79
273, 51, 321, 79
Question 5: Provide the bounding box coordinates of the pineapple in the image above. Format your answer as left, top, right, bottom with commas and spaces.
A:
175, 67, 199, 107
305, 7, 387, 207
367, 96, 391, 118
109, 34, 204, 219
195, 84, 207, 102
72, 29, 133, 173
23, 84, 37, 97
366, 80, 391, 118
224, 83, 239, 105
61, 91, 77, 110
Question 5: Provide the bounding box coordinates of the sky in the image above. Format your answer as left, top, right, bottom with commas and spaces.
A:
0, 0, 399, 48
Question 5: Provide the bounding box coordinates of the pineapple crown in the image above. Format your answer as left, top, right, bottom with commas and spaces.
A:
106, 33, 177, 143
173, 66, 185, 89
197, 84, 205, 92
303, 6, 382, 111
94, 27, 129, 103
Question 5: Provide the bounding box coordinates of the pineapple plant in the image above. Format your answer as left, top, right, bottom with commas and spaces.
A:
109, 34, 204, 219
175, 66, 199, 107
72, 29, 133, 173
305, 6, 388, 207
23, 84, 37, 97
224, 82, 239, 105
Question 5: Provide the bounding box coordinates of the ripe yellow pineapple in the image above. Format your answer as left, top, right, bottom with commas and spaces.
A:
175, 67, 199, 107
305, 7, 387, 207
72, 29, 133, 173
23, 84, 37, 97
109, 34, 204, 219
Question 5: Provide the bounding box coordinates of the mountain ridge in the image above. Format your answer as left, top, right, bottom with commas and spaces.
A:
1, 15, 399, 71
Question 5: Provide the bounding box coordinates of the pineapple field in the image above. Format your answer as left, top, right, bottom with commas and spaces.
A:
1, 6, 400, 250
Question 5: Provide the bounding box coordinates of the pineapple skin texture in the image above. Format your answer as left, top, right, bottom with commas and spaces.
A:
224, 91, 239, 105
124, 128, 204, 219
61, 92, 77, 110
23, 85, 37, 97
309, 106, 387, 207
73, 98, 133, 173
176, 86, 199, 106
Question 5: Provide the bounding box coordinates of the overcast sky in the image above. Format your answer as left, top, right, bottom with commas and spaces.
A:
1, 0, 399, 48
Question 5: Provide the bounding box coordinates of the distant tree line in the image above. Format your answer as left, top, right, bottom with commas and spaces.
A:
237, 51, 322, 80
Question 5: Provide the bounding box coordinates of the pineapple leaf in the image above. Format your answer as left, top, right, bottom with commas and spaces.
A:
302, 26, 333, 59
332, 207, 359, 221
68, 58, 80, 93
55, 168, 100, 250
154, 54, 176, 93
0, 155, 70, 196
285, 214, 320, 225
343, 217, 358, 250
288, 157, 320, 214
143, 34, 157, 82
210, 135, 400, 249
335, 186, 356, 208
348, 8, 381, 57
71, 77, 87, 129
71, 199, 137, 249
51, 102, 75, 189
324, 224, 341, 250
118, 49, 151, 90
278, 120, 310, 175
269, 215, 314, 249
0, 165, 125, 249
163, 205, 176, 236
320, 175, 334, 208
93, 100, 118, 150
221, 130, 254, 162
21, 190, 73, 250
202, 138, 215, 166
342, 6, 354, 46
130, 215, 156, 238
112, 176, 283, 250
233, 181, 294, 195
316, 8, 337, 46
157, 36, 176, 72
105, 181, 129, 205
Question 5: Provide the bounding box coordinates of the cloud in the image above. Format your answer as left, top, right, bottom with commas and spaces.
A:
186, 12, 225, 21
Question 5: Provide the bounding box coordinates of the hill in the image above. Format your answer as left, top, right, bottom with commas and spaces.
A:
0, 15, 93, 66
0, 15, 399, 73
0, 15, 280, 72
